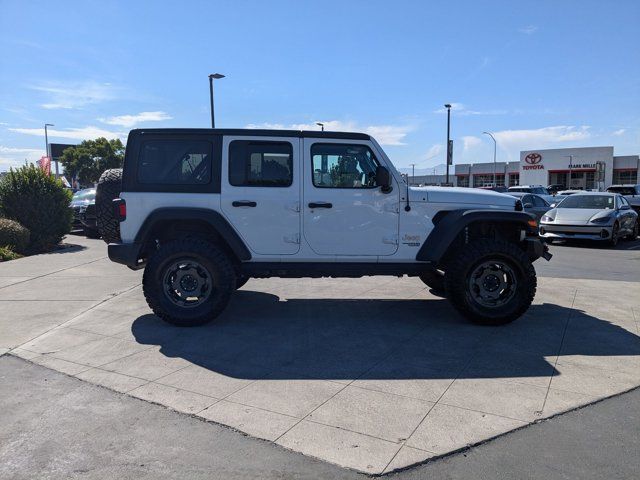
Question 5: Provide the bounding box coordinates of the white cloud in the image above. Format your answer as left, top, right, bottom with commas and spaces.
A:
30, 81, 117, 109
462, 136, 483, 151
519, 25, 538, 35
489, 125, 591, 161
245, 120, 413, 145
612, 129, 626, 136
433, 103, 507, 116
425, 144, 443, 160
0, 145, 45, 169
9, 126, 123, 141
100, 111, 172, 128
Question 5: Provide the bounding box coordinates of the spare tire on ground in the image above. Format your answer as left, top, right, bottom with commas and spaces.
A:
96, 168, 123, 243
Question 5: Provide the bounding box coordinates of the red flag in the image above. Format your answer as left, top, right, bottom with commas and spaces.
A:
38, 156, 51, 175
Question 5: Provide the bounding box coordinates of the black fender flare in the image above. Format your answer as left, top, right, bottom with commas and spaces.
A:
135, 207, 251, 261
416, 209, 536, 263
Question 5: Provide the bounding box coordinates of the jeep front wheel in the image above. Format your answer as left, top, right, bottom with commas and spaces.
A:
142, 238, 236, 327
444, 240, 536, 326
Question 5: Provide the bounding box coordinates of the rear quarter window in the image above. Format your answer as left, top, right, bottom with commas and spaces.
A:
138, 140, 212, 185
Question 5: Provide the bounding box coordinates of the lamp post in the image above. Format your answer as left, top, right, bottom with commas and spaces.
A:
208, 73, 225, 128
316, 122, 324, 131
444, 104, 452, 185
409, 163, 416, 185
44, 123, 57, 178
483, 131, 497, 187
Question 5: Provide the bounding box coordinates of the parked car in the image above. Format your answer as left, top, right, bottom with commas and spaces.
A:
540, 192, 638, 246
506, 192, 551, 221
507, 185, 554, 204
547, 184, 565, 195
477, 185, 508, 193
557, 189, 582, 196
69, 188, 100, 238
96, 128, 551, 327
606, 185, 640, 223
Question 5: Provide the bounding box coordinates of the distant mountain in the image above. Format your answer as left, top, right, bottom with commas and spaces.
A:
398, 163, 447, 176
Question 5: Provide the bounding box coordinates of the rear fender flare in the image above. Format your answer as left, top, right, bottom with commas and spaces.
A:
135, 207, 251, 261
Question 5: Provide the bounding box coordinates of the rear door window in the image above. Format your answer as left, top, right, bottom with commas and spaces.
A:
138, 140, 212, 185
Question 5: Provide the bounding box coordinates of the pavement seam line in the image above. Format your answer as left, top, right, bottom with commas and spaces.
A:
271, 288, 434, 444
0, 255, 107, 291
10, 282, 142, 353
539, 288, 578, 414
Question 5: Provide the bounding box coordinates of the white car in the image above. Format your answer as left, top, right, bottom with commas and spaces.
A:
96, 128, 550, 327
540, 192, 638, 246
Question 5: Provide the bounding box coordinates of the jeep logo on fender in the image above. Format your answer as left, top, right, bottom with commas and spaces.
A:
523, 152, 544, 170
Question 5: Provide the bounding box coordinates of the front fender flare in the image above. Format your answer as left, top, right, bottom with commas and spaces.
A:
416, 209, 536, 263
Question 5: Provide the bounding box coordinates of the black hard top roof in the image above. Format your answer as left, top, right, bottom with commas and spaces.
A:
128, 128, 371, 141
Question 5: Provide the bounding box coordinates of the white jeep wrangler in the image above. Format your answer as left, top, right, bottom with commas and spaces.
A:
97, 128, 551, 327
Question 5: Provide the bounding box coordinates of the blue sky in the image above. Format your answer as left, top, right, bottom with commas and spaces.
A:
1, 0, 638, 173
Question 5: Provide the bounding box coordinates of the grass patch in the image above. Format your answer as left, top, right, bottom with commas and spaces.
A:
0, 245, 22, 262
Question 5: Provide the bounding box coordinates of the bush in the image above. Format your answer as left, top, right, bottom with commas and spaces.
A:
0, 165, 73, 252
0, 246, 22, 262
0, 218, 30, 253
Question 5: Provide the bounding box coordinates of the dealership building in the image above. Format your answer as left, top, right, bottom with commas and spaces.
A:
411, 146, 639, 190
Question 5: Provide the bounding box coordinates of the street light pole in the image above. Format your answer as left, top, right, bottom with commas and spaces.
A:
483, 131, 497, 187
444, 104, 452, 185
409, 163, 416, 185
208, 73, 225, 128
316, 122, 324, 131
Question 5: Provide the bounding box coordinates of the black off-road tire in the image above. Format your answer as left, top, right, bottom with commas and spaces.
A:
96, 168, 123, 243
235, 276, 250, 290
83, 226, 101, 239
419, 269, 445, 296
143, 238, 236, 327
444, 240, 537, 326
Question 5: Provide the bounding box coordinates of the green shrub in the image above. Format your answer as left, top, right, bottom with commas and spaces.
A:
0, 165, 73, 252
0, 218, 30, 253
0, 246, 21, 262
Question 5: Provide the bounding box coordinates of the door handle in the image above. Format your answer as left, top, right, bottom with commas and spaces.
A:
232, 201, 257, 207
308, 202, 333, 209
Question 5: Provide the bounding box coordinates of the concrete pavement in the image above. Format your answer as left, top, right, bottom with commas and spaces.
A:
1, 355, 639, 480
2, 234, 640, 474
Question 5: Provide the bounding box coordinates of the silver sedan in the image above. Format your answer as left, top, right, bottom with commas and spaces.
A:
539, 192, 638, 246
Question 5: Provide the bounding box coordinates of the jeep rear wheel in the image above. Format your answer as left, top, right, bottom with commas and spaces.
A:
143, 238, 236, 327
444, 240, 536, 326
96, 168, 123, 243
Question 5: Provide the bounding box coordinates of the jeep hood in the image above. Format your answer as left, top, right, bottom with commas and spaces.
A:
409, 186, 517, 208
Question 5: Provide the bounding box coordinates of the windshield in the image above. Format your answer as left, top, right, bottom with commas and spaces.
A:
607, 186, 635, 195
557, 195, 615, 209
72, 189, 96, 201
532, 187, 550, 195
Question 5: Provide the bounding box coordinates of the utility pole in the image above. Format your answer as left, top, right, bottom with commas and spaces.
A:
208, 73, 225, 128
409, 163, 416, 185
444, 104, 452, 185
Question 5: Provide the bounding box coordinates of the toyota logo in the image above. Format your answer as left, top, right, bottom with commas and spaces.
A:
525, 153, 542, 165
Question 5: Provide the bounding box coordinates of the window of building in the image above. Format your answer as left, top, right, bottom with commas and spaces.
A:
613, 170, 638, 185
138, 140, 212, 185
456, 175, 469, 187
311, 143, 379, 188
585, 171, 596, 190
472, 174, 503, 187
229, 141, 293, 187
509, 173, 520, 186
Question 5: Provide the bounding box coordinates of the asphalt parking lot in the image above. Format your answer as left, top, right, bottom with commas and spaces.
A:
1, 235, 639, 476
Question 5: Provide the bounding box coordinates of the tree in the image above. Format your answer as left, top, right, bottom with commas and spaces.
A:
59, 137, 124, 185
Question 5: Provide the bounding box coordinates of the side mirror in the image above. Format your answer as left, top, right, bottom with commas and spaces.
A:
550, 203, 557, 208
376, 166, 392, 193
523, 203, 533, 209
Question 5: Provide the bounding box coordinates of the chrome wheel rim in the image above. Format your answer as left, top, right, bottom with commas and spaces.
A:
468, 260, 517, 308
162, 259, 212, 308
